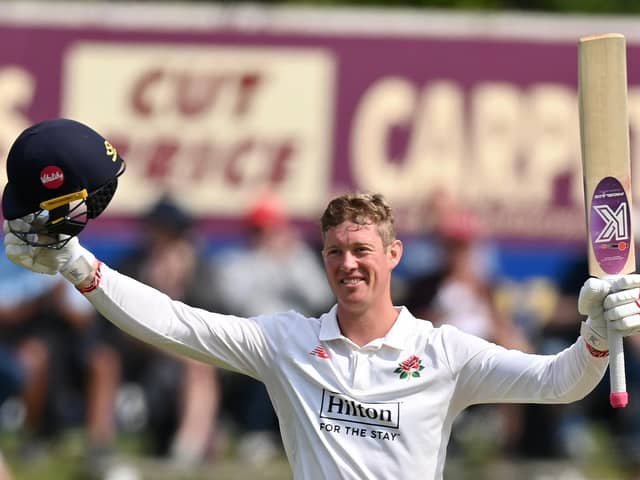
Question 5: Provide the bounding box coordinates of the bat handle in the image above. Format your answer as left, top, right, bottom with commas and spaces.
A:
608, 322, 628, 408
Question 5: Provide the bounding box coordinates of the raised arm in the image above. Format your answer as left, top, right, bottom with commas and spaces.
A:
454, 334, 608, 409
4, 218, 270, 378
452, 277, 613, 409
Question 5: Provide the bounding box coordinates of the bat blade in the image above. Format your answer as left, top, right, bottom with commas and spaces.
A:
578, 33, 635, 408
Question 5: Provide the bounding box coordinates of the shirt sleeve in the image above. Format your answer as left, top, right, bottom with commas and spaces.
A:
84, 264, 273, 379
443, 326, 608, 410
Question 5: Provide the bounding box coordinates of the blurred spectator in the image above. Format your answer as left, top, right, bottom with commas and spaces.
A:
110, 195, 221, 467
0, 306, 25, 480
0, 253, 120, 474
213, 191, 334, 464
404, 194, 526, 349
404, 197, 530, 459
217, 192, 333, 317
54, 280, 121, 474
0, 452, 10, 480
0, 254, 54, 452
397, 188, 499, 285
526, 254, 640, 470
0, 345, 25, 414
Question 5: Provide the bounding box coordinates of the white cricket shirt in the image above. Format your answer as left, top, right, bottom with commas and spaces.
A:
85, 265, 608, 480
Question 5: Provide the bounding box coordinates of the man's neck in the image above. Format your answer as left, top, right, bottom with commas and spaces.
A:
337, 303, 399, 347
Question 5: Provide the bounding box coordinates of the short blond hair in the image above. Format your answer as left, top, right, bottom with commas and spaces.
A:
320, 193, 396, 246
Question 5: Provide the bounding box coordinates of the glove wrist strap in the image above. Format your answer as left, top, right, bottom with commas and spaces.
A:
77, 261, 102, 294
580, 320, 609, 356
60, 249, 96, 286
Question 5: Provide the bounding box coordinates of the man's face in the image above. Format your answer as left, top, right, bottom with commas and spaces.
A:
322, 221, 402, 315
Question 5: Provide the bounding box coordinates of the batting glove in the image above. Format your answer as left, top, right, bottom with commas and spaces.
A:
4, 217, 96, 286
603, 274, 640, 337
578, 277, 612, 353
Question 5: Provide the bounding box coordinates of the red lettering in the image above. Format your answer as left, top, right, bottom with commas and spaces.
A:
236, 73, 263, 116
224, 140, 254, 185
189, 142, 219, 180
146, 139, 180, 179
268, 141, 295, 184
103, 135, 298, 191
129, 68, 263, 119
131, 68, 163, 117
175, 72, 225, 117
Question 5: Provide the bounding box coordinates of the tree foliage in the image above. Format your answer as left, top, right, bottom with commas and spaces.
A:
191, 0, 640, 14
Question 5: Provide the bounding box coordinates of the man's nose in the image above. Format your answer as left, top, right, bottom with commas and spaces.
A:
339, 251, 358, 270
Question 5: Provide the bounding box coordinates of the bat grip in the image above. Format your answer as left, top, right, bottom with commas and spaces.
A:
608, 323, 628, 408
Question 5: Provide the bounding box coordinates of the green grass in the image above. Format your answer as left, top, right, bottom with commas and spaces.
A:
0, 425, 633, 480
0, 429, 292, 480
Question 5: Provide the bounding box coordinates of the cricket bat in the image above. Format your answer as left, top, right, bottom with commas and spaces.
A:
578, 33, 635, 408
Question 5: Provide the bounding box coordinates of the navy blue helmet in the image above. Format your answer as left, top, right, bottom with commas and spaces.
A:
2, 118, 125, 248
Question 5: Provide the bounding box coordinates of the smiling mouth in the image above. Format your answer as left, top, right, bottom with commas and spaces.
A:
340, 278, 363, 286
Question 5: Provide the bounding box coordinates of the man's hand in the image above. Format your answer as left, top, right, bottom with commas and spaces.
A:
4, 218, 96, 286
603, 275, 640, 337
579, 277, 611, 353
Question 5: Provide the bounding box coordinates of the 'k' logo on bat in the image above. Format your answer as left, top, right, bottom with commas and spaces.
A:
594, 203, 629, 243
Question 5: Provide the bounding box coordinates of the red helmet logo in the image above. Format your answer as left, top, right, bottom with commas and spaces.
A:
40, 166, 64, 189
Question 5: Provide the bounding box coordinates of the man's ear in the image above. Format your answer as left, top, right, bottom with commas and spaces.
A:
387, 239, 403, 269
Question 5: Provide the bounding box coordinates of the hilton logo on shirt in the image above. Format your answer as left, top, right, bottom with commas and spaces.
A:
319, 390, 400, 429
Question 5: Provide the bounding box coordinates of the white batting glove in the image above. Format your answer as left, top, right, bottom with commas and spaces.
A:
578, 277, 612, 352
603, 274, 640, 337
4, 218, 96, 286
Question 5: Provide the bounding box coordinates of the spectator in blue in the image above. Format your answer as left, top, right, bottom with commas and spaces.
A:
0, 252, 57, 456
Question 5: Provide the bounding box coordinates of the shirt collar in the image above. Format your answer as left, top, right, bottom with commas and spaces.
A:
319, 305, 342, 341
319, 305, 422, 350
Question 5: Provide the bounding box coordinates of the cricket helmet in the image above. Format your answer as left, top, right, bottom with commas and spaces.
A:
2, 118, 126, 248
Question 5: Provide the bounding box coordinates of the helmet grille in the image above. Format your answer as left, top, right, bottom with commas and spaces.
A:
86, 178, 118, 219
